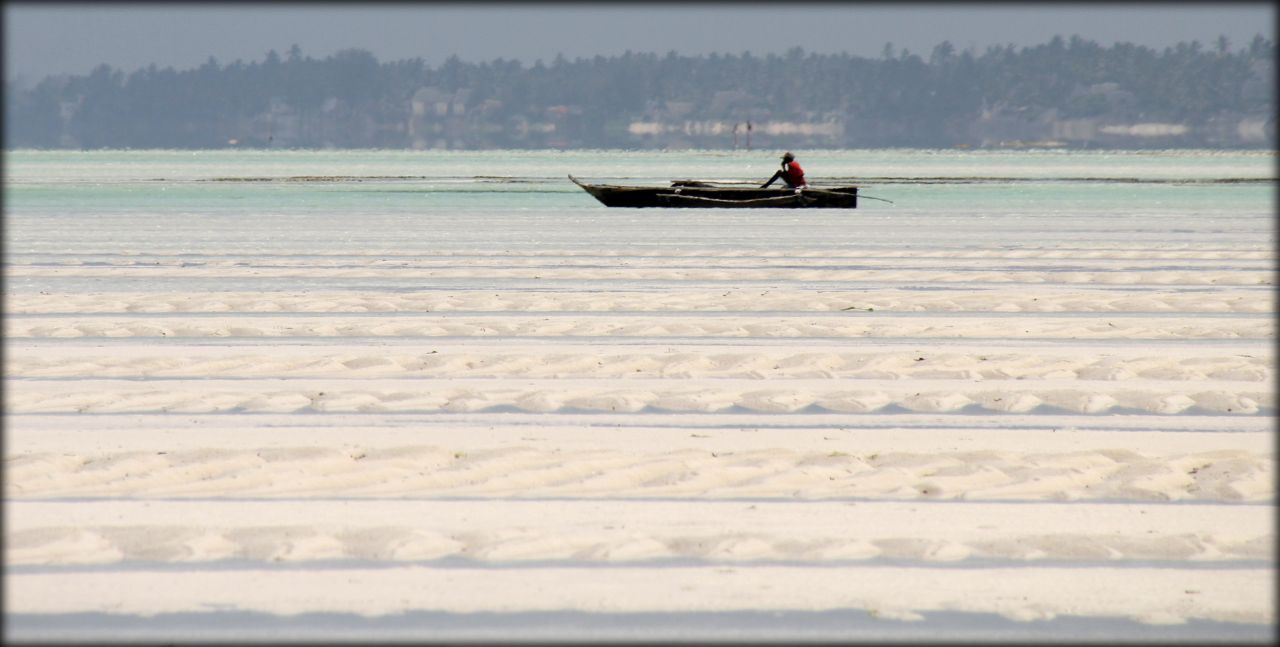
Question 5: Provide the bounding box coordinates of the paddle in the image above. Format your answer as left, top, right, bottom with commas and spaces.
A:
760, 169, 786, 189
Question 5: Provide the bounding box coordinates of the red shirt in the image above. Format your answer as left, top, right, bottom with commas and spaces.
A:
782, 161, 807, 188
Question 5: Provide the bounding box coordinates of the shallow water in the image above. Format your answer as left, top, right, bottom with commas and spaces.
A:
4, 148, 1275, 293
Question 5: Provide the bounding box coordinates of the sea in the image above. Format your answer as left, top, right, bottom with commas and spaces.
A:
4, 148, 1275, 298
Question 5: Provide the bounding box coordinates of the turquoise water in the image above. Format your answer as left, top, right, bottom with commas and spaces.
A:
6, 148, 1272, 213
4, 148, 1275, 293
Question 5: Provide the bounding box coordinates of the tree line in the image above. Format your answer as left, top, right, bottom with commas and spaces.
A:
4, 35, 1274, 149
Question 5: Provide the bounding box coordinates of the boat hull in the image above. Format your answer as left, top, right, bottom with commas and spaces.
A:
570, 176, 858, 208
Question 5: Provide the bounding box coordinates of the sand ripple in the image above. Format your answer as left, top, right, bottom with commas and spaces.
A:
5, 377, 1273, 415
6, 500, 1271, 566
5, 444, 1272, 502
6, 287, 1272, 314
5, 241, 1274, 629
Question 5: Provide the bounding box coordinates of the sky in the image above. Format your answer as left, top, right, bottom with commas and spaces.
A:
5, 2, 1276, 84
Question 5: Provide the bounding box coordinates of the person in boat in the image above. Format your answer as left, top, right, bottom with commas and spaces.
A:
761, 151, 808, 189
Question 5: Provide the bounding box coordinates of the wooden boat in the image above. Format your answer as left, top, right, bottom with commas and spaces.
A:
569, 175, 858, 208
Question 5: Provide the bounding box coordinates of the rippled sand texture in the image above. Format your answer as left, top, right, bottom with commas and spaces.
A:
4, 146, 1277, 641
6, 238, 1275, 638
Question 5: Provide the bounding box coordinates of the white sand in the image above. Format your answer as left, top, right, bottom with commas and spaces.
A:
4, 244, 1275, 638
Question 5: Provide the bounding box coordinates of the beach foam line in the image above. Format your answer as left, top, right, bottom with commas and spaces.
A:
5, 500, 1270, 566
6, 345, 1271, 382
7, 288, 1270, 314
6, 565, 1271, 624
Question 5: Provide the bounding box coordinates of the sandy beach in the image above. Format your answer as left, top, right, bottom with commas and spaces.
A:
3, 148, 1275, 641
6, 243, 1275, 641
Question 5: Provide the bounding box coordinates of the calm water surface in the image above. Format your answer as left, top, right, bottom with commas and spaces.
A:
4, 148, 1274, 293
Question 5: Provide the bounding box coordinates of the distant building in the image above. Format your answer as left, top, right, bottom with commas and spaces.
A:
408, 87, 475, 148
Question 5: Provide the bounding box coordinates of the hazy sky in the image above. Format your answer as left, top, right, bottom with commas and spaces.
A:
5, 3, 1275, 83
